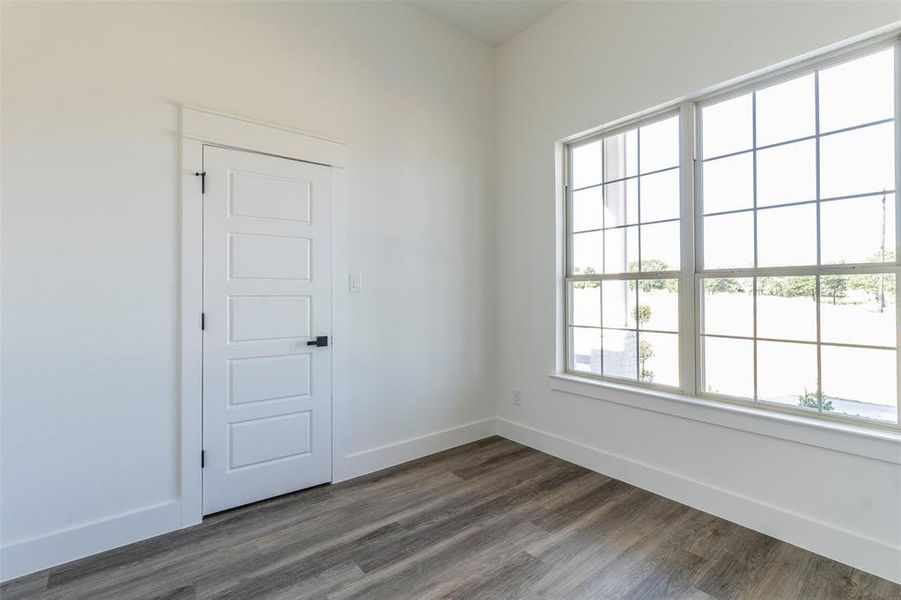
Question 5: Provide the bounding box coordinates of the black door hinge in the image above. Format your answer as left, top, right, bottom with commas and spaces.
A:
195, 171, 206, 194
201, 313, 206, 330
201, 450, 205, 469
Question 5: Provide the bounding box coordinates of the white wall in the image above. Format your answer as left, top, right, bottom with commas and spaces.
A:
0, 0, 496, 579
4, 0, 901, 585
495, 1, 901, 582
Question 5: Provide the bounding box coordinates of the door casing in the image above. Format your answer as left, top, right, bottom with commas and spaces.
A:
179, 106, 349, 527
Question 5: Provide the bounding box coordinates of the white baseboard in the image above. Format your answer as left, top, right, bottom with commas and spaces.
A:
1, 501, 181, 583
2, 419, 497, 583
334, 417, 497, 482
7, 418, 895, 585
496, 417, 901, 584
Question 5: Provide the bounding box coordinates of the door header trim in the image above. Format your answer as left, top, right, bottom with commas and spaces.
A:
181, 106, 348, 168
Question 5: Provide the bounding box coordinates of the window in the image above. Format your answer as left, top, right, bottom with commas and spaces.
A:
565, 39, 900, 428
568, 114, 681, 387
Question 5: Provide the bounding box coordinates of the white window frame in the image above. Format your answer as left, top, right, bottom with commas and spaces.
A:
565, 108, 686, 392
562, 34, 901, 431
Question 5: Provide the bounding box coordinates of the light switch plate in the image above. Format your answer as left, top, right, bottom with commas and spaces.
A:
350, 274, 363, 293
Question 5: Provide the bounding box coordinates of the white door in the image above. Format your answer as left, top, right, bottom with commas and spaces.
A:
202, 145, 332, 515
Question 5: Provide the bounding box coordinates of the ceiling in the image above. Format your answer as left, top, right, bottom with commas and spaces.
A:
408, 1, 567, 47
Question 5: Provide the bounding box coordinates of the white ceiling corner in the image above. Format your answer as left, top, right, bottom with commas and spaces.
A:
408, 0, 567, 47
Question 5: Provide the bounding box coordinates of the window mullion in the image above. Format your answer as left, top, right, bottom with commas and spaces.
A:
894, 38, 901, 427
599, 140, 606, 377
636, 124, 642, 381
814, 70, 824, 412
680, 101, 697, 395
700, 264, 897, 278
565, 145, 574, 279
694, 102, 706, 394
751, 91, 759, 403
567, 174, 572, 371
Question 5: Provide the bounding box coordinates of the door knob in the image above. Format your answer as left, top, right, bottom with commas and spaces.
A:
307, 336, 329, 347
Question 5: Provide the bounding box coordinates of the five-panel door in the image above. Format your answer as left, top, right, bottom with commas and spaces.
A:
201, 145, 332, 515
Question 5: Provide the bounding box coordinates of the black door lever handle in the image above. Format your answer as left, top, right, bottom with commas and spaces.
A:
307, 336, 329, 347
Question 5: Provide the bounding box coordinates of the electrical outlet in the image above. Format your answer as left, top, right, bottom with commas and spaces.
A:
512, 390, 522, 406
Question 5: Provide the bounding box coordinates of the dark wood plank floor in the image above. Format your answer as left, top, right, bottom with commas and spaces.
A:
4, 437, 899, 599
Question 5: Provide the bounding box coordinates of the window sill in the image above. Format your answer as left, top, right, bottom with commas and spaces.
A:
548, 373, 901, 465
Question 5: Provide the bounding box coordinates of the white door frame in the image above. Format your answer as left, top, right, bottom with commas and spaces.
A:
179, 106, 348, 526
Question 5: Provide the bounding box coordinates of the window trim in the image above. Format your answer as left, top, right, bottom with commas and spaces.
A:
548, 372, 901, 464
561, 33, 901, 432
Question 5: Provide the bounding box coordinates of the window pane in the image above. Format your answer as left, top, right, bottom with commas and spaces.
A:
640, 221, 680, 271
755, 73, 815, 147
819, 47, 894, 133
702, 93, 752, 158
820, 274, 896, 347
703, 336, 753, 398
821, 194, 895, 264
602, 280, 636, 329
572, 187, 603, 232
640, 169, 679, 223
757, 340, 818, 408
822, 346, 897, 423
757, 204, 816, 267
571, 327, 602, 375
604, 226, 639, 274
702, 278, 753, 337
820, 122, 895, 199
639, 332, 679, 387
604, 179, 638, 228
757, 276, 817, 341
571, 231, 602, 275
605, 129, 638, 181
756, 139, 816, 206
571, 140, 602, 189
704, 212, 754, 269
703, 153, 753, 214
570, 281, 600, 327
603, 329, 637, 380
637, 279, 678, 332
639, 116, 679, 174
